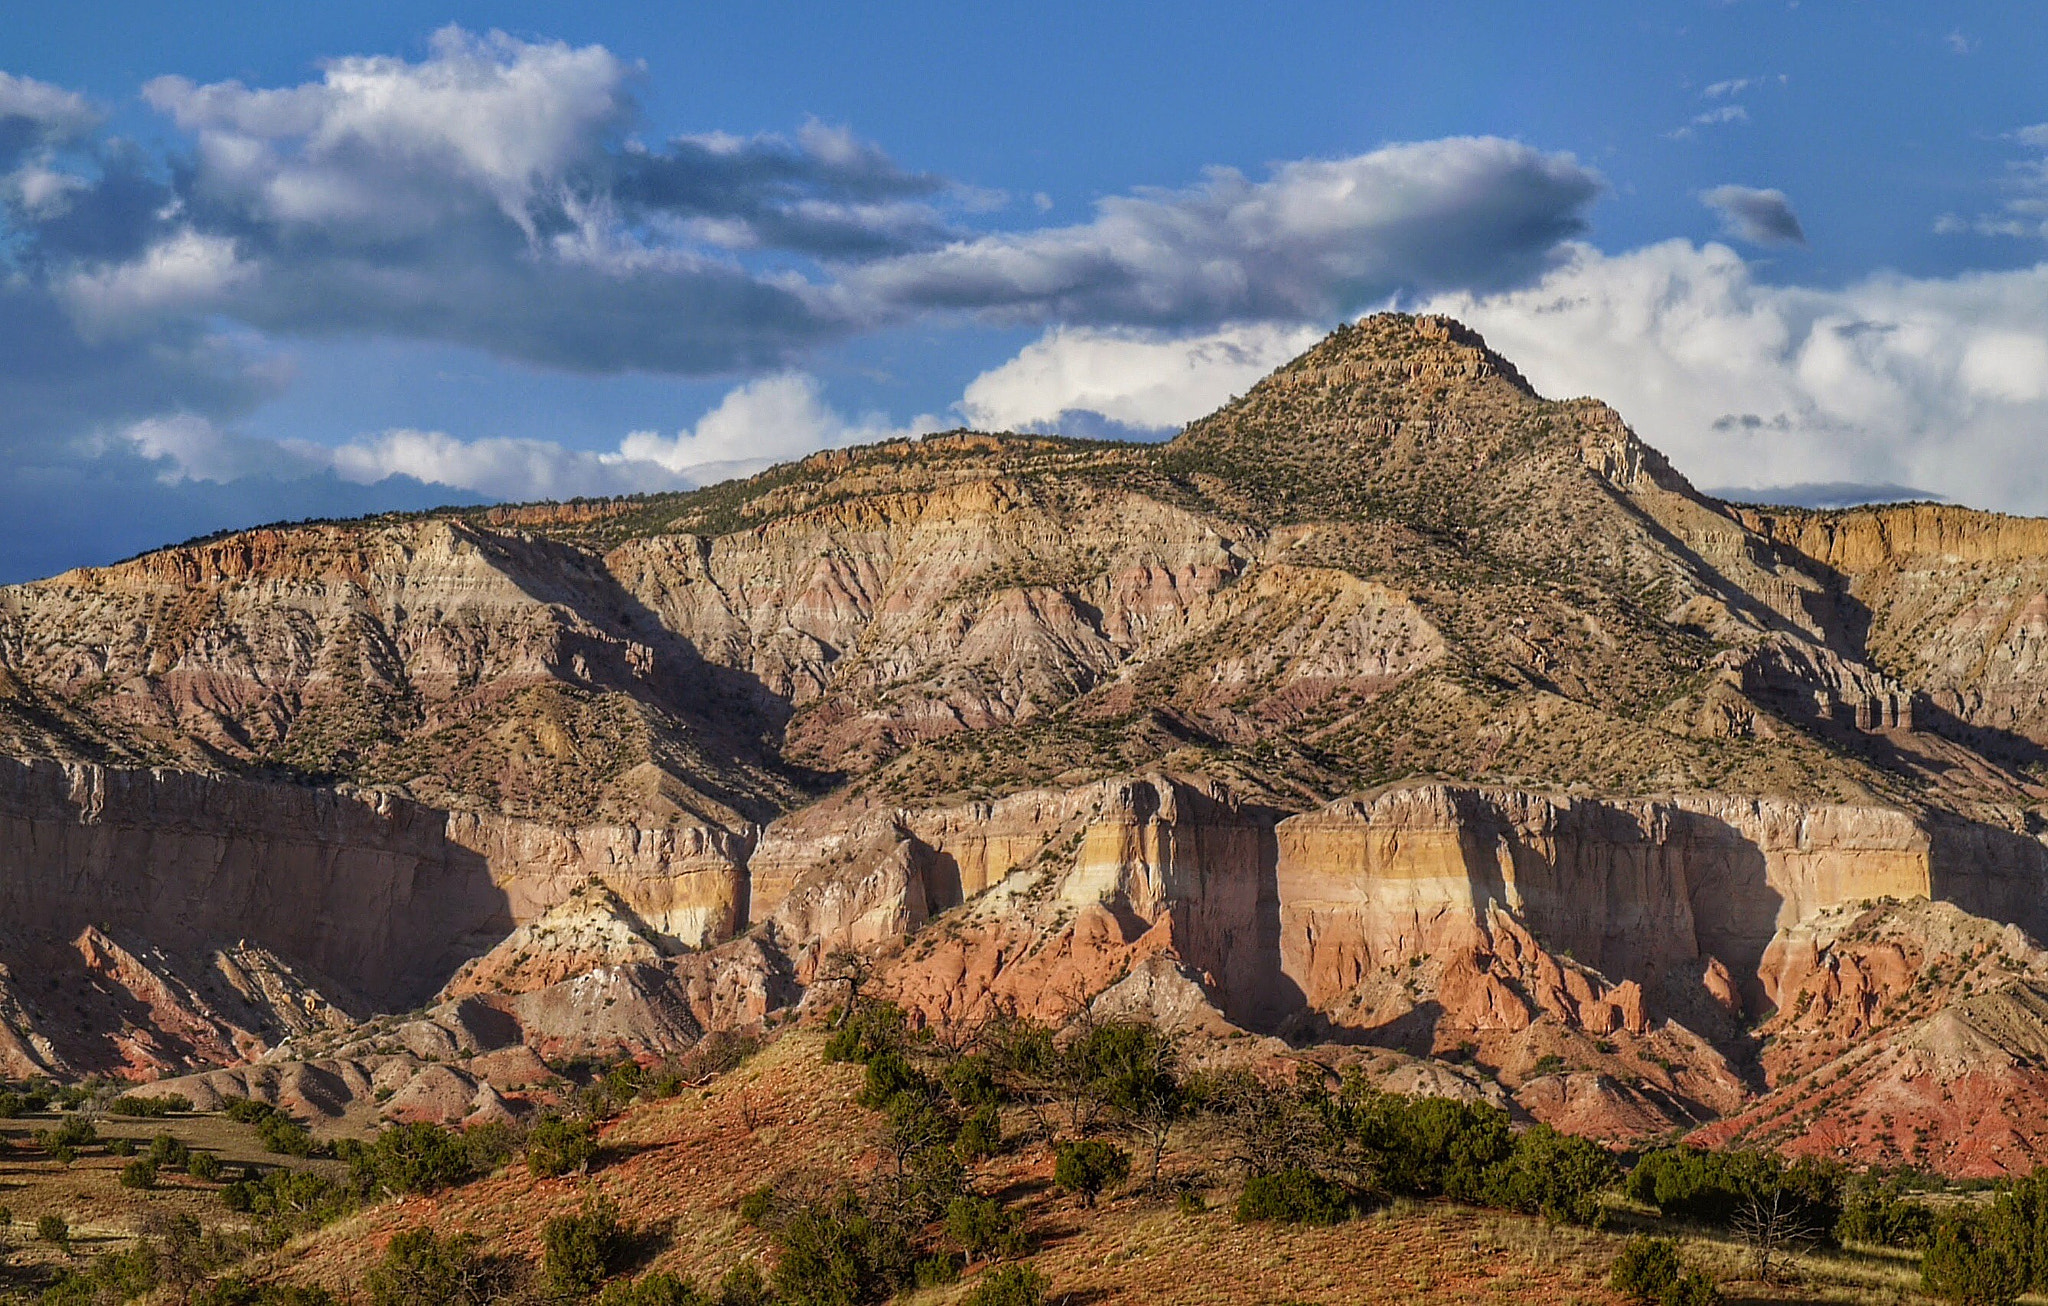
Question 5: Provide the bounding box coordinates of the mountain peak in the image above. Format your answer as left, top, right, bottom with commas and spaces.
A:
1159, 313, 1633, 537
1268, 312, 1540, 401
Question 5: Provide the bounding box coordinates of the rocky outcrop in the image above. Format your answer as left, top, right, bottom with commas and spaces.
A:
1274, 786, 1939, 1021
440, 881, 668, 999
1695, 899, 2048, 1176
0, 754, 751, 1075
1740, 501, 2048, 763
13, 315, 2048, 1171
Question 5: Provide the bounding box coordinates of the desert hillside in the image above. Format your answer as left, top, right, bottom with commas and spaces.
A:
5, 314, 2048, 1177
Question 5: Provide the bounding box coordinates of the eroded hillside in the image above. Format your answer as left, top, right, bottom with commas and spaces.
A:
5, 314, 2048, 1173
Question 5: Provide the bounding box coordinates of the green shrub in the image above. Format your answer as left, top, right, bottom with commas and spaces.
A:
219, 1166, 353, 1242
738, 1185, 776, 1226
1986, 1168, 2048, 1293
913, 1254, 962, 1288
150, 1132, 191, 1168
946, 1195, 1026, 1261
39, 1241, 164, 1306
526, 1115, 598, 1178
224, 1098, 276, 1123
822, 1001, 909, 1066
1235, 1168, 1350, 1225
1923, 1215, 2022, 1306
1663, 1271, 1723, 1306
1482, 1124, 1618, 1226
770, 1188, 915, 1306
1350, 1090, 1512, 1202
856, 1050, 933, 1110
348, 1122, 494, 1197
943, 1056, 1001, 1108
1626, 1146, 1838, 1238
37, 1213, 69, 1247
955, 1104, 1003, 1161
189, 1151, 223, 1182
714, 1263, 770, 1306
543, 1199, 636, 1295
109, 1137, 137, 1156
34, 1116, 98, 1152
111, 1093, 192, 1117
120, 1158, 160, 1190
363, 1229, 512, 1306
257, 1113, 316, 1157
596, 1271, 707, 1306
1610, 1237, 1683, 1302
192, 1278, 338, 1306
1052, 1140, 1129, 1208
1838, 1186, 1936, 1249
960, 1263, 1049, 1306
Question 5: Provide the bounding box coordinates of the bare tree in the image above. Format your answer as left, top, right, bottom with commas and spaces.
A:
814, 947, 874, 1026
1733, 1185, 1820, 1284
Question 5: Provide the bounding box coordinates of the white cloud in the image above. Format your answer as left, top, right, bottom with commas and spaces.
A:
126, 372, 940, 502
1423, 240, 2048, 512
615, 372, 939, 473
0, 70, 98, 140
959, 323, 1325, 432
4, 161, 86, 216
843, 138, 1601, 327
1687, 105, 1749, 130
1934, 124, 2048, 241
124, 413, 318, 484
63, 231, 253, 332
318, 429, 659, 501
145, 27, 629, 237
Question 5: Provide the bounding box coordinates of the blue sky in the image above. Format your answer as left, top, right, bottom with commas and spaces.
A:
1, 1, 2046, 581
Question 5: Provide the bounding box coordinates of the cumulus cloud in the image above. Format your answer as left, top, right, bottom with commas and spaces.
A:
318, 430, 659, 501
120, 371, 941, 504
841, 138, 1602, 328
63, 231, 254, 330
1424, 240, 2048, 513
614, 372, 939, 473
0, 34, 1615, 433
0, 70, 97, 149
0, 31, 1622, 573
1700, 185, 1806, 246
958, 323, 1325, 432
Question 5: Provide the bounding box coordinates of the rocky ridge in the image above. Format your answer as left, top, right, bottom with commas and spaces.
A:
4, 315, 2048, 1170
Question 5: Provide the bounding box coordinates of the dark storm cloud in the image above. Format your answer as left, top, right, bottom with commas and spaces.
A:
1700, 185, 1807, 247
839, 138, 1605, 327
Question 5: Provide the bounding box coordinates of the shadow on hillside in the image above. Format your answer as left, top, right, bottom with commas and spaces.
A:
466, 528, 832, 821
1221, 804, 1309, 1033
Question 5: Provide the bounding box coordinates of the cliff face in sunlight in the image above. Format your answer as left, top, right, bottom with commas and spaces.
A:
7, 314, 2048, 1172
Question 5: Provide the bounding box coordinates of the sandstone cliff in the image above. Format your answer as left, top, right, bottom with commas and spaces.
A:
5, 314, 2048, 1171
0, 754, 748, 1075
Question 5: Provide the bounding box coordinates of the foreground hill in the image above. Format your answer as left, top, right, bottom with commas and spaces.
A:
3, 315, 2048, 1173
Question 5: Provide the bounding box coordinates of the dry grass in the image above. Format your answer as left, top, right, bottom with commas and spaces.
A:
265, 1033, 876, 1293
243, 1033, 1969, 1305
0, 1111, 334, 1286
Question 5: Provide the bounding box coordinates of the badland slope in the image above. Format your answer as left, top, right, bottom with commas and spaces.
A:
5, 315, 2048, 1170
